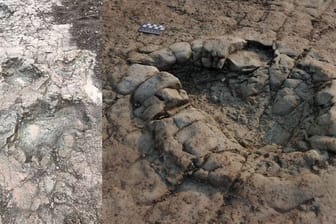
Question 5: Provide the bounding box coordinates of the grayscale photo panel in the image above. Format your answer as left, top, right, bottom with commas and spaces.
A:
0, 0, 101, 223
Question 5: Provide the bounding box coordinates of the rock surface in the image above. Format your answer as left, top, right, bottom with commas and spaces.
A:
105, 35, 336, 224
169, 42, 192, 63
103, 1, 336, 224
0, 0, 101, 223
116, 64, 159, 94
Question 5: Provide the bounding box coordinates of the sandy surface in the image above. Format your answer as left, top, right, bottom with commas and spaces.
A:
103, 1, 336, 223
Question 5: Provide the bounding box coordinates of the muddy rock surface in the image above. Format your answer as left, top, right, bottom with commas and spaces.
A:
0, 0, 101, 223
103, 1, 336, 223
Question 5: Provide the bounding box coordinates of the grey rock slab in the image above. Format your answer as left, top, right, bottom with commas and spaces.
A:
173, 108, 207, 129
228, 50, 264, 72
191, 39, 203, 61
269, 68, 289, 90
290, 68, 312, 81
269, 54, 295, 89
203, 36, 247, 58
175, 122, 233, 160
273, 53, 295, 72
149, 111, 243, 180
308, 109, 336, 136
193, 152, 245, 188
150, 48, 177, 69
264, 122, 291, 145
294, 82, 312, 101
284, 79, 302, 88
315, 80, 336, 106
134, 95, 165, 121
272, 88, 301, 115
133, 72, 181, 104
169, 42, 192, 63
277, 46, 299, 58
176, 122, 219, 158
116, 64, 159, 95
299, 57, 336, 82
239, 68, 269, 98
150, 118, 180, 139
155, 88, 189, 109
161, 136, 195, 170
316, 91, 334, 107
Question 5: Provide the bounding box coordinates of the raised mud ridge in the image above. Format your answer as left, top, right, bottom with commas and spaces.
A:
108, 36, 336, 223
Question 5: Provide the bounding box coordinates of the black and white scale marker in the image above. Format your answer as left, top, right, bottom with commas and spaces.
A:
138, 23, 165, 35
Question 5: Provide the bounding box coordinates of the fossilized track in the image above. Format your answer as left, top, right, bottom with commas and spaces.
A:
113, 36, 336, 191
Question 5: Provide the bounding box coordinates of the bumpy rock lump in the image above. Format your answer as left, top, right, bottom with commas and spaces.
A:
106, 35, 336, 223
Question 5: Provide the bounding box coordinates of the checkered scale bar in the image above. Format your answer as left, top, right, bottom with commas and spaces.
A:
138, 23, 165, 35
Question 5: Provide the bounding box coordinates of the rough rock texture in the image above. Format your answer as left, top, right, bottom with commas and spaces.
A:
0, 0, 101, 223
103, 1, 336, 224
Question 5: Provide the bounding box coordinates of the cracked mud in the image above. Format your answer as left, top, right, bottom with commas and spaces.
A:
0, 0, 101, 223
103, 1, 336, 223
